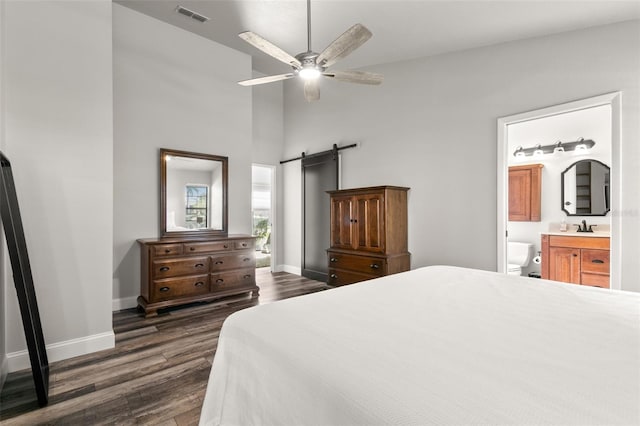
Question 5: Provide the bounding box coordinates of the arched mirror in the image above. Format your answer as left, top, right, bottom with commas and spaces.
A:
561, 159, 610, 216
160, 148, 228, 238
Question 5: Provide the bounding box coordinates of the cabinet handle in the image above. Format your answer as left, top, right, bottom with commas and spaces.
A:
159, 286, 170, 292
241, 243, 247, 247
216, 279, 224, 283
194, 281, 205, 287
330, 274, 337, 279
159, 266, 170, 272
243, 258, 251, 262
572, 254, 578, 257
164, 249, 171, 253
370, 264, 380, 270
330, 257, 337, 262
243, 274, 251, 279
215, 261, 224, 265
189, 247, 195, 251
224, 244, 229, 249
592, 259, 605, 264
194, 263, 205, 268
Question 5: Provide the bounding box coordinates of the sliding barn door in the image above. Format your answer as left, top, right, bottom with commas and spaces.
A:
302, 152, 338, 281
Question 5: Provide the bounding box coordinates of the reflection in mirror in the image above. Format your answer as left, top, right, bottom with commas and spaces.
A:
561, 159, 610, 216
161, 149, 228, 238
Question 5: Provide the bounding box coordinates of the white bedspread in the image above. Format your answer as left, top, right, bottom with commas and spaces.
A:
199, 266, 640, 425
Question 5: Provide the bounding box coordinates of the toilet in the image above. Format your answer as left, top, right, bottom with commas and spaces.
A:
507, 241, 534, 276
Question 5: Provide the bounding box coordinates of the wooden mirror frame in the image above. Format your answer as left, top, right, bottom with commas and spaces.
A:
160, 148, 228, 238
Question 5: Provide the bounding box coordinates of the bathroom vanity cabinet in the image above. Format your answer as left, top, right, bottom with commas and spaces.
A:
326, 186, 410, 286
509, 164, 543, 222
137, 235, 258, 317
541, 234, 610, 288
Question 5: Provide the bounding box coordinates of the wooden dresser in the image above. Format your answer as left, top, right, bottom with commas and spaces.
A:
541, 234, 610, 288
327, 186, 410, 286
137, 235, 258, 317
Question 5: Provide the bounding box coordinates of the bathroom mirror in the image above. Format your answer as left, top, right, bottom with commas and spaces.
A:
561, 159, 610, 216
160, 148, 228, 238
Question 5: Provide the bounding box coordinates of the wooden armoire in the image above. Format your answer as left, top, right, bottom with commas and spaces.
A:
326, 186, 410, 286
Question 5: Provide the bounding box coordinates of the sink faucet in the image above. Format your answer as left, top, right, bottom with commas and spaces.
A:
575, 219, 596, 233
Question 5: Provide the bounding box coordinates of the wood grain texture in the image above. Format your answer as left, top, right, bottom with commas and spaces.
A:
0, 269, 330, 425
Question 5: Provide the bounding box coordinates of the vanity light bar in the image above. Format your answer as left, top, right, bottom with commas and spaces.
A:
513, 138, 595, 157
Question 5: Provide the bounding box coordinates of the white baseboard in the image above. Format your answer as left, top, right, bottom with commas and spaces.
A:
112, 296, 138, 312
280, 264, 301, 275
7, 331, 115, 373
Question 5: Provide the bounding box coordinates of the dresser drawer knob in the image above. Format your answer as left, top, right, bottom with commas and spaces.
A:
194, 281, 205, 287
216, 279, 224, 283
159, 286, 170, 292
195, 263, 205, 268
243, 274, 251, 279
330, 274, 337, 279
243, 258, 251, 262
189, 247, 195, 251
224, 244, 229, 249
592, 259, 605, 264
164, 249, 171, 253
241, 243, 247, 247
370, 264, 380, 270
159, 266, 170, 272
330, 257, 337, 262
215, 260, 224, 265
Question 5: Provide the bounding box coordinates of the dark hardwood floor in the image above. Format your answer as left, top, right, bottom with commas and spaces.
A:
0, 269, 330, 425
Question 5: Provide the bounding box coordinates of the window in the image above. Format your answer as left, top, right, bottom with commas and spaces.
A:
185, 185, 208, 229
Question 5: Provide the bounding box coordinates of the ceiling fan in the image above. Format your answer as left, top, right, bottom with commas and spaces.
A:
237, 0, 383, 102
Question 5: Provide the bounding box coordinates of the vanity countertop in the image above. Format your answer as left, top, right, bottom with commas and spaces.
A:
541, 231, 610, 238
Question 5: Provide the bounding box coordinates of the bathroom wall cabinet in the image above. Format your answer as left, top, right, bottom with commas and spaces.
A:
326, 186, 410, 286
137, 235, 258, 317
509, 164, 543, 222
541, 234, 610, 288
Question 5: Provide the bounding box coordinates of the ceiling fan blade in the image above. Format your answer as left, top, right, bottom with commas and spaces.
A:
323, 70, 383, 85
239, 31, 302, 69
316, 24, 372, 68
304, 79, 320, 102
238, 73, 295, 86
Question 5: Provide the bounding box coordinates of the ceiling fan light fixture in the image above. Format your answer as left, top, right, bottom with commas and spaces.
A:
299, 67, 321, 80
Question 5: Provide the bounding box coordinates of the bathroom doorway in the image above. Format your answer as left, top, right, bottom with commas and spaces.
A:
497, 93, 621, 289
252, 164, 275, 270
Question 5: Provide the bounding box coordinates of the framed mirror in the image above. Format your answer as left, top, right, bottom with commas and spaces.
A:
160, 148, 228, 238
561, 159, 610, 216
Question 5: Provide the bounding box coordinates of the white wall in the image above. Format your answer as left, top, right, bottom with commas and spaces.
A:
283, 20, 640, 292
507, 105, 612, 276
3, 0, 114, 371
112, 4, 253, 308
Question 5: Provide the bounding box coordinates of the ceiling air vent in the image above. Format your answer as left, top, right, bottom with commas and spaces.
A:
175, 5, 210, 23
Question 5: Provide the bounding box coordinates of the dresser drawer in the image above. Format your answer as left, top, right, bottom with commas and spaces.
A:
152, 244, 183, 257
210, 253, 255, 271
152, 257, 209, 278
581, 273, 610, 289
151, 275, 209, 302
211, 269, 255, 292
328, 268, 376, 286
184, 241, 232, 254
233, 239, 254, 250
328, 252, 387, 277
581, 249, 610, 274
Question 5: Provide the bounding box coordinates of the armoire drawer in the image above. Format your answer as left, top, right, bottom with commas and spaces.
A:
151, 275, 209, 301
327, 252, 387, 277
152, 256, 209, 279
328, 268, 376, 286
211, 253, 256, 271
211, 269, 255, 291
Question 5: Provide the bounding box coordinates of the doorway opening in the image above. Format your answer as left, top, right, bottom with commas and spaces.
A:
252, 164, 275, 270
497, 92, 621, 289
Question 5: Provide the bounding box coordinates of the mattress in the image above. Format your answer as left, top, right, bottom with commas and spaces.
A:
199, 266, 640, 425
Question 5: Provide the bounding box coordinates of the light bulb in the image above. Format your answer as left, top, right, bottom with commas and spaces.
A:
533, 144, 544, 157
299, 67, 321, 80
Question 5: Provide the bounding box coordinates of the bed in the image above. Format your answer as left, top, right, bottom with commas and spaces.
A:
199, 266, 640, 425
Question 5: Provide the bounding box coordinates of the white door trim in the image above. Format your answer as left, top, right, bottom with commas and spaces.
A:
497, 92, 622, 289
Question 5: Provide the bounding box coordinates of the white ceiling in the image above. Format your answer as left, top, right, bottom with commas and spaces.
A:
116, 1, 640, 76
